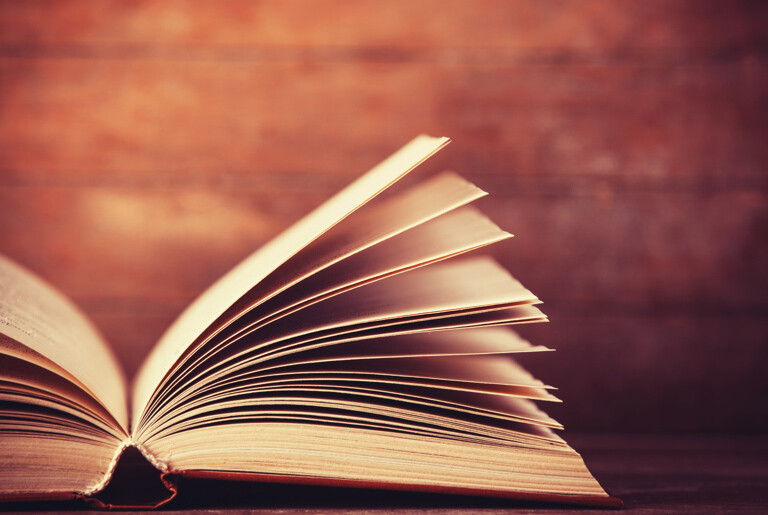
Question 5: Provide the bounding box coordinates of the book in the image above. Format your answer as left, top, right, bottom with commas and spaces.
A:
0, 135, 620, 509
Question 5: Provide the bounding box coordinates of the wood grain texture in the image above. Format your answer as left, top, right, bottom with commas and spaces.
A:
1, 0, 766, 51
1, 59, 766, 180
0, 0, 766, 432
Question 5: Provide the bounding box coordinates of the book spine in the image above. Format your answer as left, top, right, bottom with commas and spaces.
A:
83, 438, 132, 496
83, 440, 177, 509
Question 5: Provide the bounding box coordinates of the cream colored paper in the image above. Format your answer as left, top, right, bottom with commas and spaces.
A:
133, 135, 449, 429
0, 255, 127, 431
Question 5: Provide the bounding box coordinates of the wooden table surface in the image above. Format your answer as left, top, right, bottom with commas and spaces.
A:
5, 434, 767, 513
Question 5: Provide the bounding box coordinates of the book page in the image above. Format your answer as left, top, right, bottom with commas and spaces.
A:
206, 257, 537, 360
0, 255, 127, 432
145, 423, 610, 499
0, 352, 124, 438
139, 173, 489, 425
273, 327, 550, 362
133, 135, 449, 429
140, 201, 510, 422
134, 259, 545, 437
0, 434, 121, 496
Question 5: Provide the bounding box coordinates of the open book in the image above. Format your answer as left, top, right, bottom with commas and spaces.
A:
0, 136, 620, 509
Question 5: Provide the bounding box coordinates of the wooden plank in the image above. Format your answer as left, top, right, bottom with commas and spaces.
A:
479, 189, 768, 313
516, 312, 768, 432
571, 435, 768, 512
1, 187, 764, 314
0, 0, 765, 53
0, 187, 325, 308
0, 188, 768, 314
1, 59, 765, 182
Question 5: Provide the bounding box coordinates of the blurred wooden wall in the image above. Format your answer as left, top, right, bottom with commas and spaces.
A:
1, 0, 766, 432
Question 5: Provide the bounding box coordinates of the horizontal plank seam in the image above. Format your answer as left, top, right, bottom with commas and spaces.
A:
0, 44, 765, 64
0, 175, 766, 193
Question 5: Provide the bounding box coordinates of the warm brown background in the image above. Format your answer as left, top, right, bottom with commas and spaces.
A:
0, 0, 766, 433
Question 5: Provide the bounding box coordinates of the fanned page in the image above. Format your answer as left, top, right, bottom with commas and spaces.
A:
129, 136, 617, 506
0, 255, 128, 497
132, 135, 450, 425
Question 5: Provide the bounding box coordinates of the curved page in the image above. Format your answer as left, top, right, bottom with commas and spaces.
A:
0, 255, 127, 432
133, 135, 449, 429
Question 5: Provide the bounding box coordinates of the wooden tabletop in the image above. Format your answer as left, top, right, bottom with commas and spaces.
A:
559, 434, 768, 514
5, 434, 766, 513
